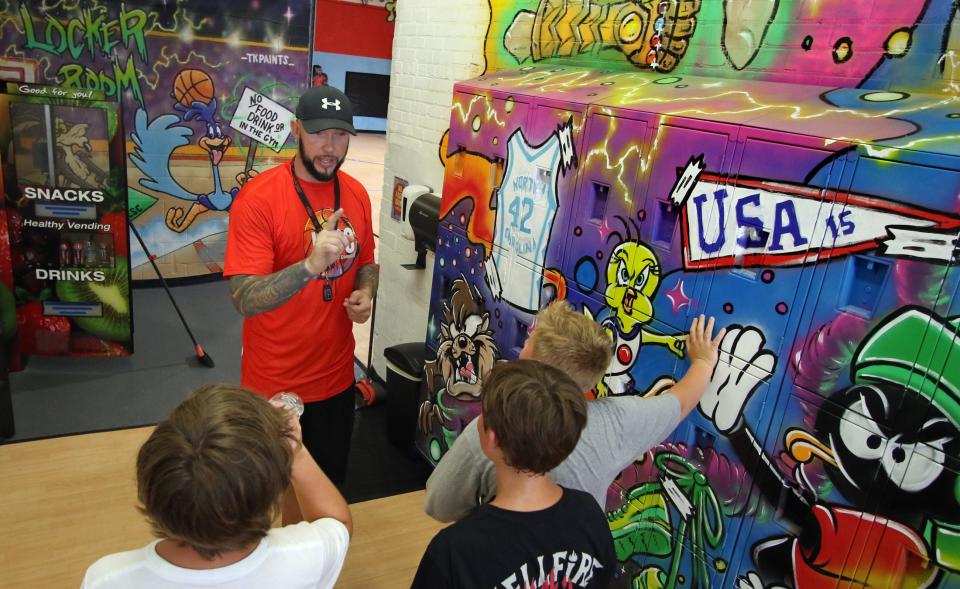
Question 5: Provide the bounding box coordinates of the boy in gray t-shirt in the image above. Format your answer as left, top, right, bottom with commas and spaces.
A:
424, 301, 725, 521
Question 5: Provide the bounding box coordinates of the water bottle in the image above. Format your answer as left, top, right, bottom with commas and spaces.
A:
270, 391, 304, 417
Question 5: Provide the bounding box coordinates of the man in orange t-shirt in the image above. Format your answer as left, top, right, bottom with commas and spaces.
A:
224, 86, 377, 515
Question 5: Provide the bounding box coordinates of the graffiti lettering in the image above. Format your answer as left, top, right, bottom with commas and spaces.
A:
825, 211, 856, 239
768, 200, 809, 252
511, 174, 546, 196
19, 4, 148, 106
57, 54, 144, 106
229, 87, 295, 152
693, 189, 810, 255
734, 194, 767, 248
20, 5, 147, 61
248, 105, 279, 124
504, 226, 537, 256
693, 189, 728, 254
242, 53, 291, 65
507, 197, 534, 235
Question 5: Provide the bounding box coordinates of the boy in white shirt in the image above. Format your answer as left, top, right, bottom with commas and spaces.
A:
82, 383, 352, 589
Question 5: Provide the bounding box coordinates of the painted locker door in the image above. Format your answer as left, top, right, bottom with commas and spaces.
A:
675, 128, 849, 360
725, 303, 959, 589
557, 109, 655, 310
605, 128, 853, 588
905, 272, 960, 587
864, 274, 960, 587
478, 239, 544, 359
565, 119, 740, 588
482, 98, 585, 314
726, 151, 960, 588
417, 250, 556, 462
568, 119, 740, 588
562, 283, 699, 587
786, 152, 960, 414
674, 131, 850, 555
676, 128, 847, 433
422, 86, 535, 459
421, 83, 531, 463
446, 89, 531, 164
442, 89, 532, 249
675, 132, 855, 589
795, 153, 960, 588
587, 117, 737, 399
601, 353, 798, 589
417, 224, 506, 464
718, 133, 856, 589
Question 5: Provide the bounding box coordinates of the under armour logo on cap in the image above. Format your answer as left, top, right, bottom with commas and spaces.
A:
296, 85, 356, 134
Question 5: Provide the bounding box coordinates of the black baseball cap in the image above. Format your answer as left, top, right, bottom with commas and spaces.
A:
296, 85, 356, 135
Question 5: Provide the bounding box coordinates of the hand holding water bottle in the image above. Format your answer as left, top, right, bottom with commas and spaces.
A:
270, 392, 304, 452
271, 391, 304, 417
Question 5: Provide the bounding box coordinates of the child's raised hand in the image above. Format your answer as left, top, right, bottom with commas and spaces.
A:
687, 314, 725, 370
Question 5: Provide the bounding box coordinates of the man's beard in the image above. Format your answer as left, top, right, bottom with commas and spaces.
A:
299, 142, 343, 182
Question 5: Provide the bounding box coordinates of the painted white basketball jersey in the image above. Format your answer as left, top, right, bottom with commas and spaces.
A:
484, 129, 561, 312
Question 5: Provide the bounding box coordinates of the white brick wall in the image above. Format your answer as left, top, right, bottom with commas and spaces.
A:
372, 0, 487, 376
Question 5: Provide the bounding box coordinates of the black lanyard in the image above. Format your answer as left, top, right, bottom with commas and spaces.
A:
292, 162, 341, 301
292, 163, 340, 230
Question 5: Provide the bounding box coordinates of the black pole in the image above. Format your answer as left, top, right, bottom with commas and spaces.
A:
128, 223, 215, 368
366, 293, 376, 371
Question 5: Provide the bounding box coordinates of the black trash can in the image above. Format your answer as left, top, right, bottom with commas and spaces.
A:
384, 342, 426, 450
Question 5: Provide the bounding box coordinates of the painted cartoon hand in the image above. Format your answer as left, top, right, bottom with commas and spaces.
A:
418, 400, 441, 434
624, 0, 703, 72
698, 326, 776, 434
502, 0, 700, 72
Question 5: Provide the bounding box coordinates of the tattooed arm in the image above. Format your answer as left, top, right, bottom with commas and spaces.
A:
229, 262, 316, 317
354, 263, 380, 298
230, 210, 353, 317
344, 263, 379, 324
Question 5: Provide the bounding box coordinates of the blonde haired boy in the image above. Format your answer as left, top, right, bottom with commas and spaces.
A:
425, 301, 723, 521
519, 299, 613, 391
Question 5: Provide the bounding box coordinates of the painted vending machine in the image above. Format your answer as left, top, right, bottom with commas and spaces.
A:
0, 82, 132, 359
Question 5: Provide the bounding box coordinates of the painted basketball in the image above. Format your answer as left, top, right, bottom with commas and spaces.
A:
172, 69, 214, 106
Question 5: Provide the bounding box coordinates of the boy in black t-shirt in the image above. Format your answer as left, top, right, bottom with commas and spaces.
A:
411, 360, 616, 589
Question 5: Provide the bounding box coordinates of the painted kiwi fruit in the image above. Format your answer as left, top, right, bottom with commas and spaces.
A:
55, 257, 131, 342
